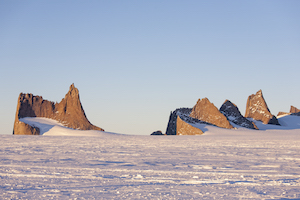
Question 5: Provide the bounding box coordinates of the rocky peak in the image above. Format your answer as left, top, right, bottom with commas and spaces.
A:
245, 90, 280, 125
220, 100, 258, 129
13, 84, 104, 135
290, 106, 300, 116
190, 98, 233, 129
290, 106, 300, 114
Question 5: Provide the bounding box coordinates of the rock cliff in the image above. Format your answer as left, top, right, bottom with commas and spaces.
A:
245, 90, 280, 125
220, 100, 258, 129
290, 106, 300, 116
290, 106, 300, 114
190, 98, 233, 129
165, 108, 207, 135
176, 116, 203, 135
13, 84, 104, 135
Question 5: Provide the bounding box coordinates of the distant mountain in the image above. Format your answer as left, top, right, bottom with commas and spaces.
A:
13, 84, 104, 135
160, 90, 292, 136
245, 90, 280, 125
290, 106, 300, 116
278, 106, 300, 117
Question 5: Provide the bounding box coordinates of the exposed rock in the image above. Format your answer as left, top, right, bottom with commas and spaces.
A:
151, 130, 164, 135
190, 98, 233, 129
165, 108, 208, 135
277, 112, 290, 117
13, 84, 104, 135
176, 116, 203, 135
13, 121, 40, 135
290, 106, 300, 114
220, 100, 258, 130
245, 90, 280, 125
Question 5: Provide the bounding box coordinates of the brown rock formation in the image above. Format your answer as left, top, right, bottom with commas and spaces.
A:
13, 84, 104, 135
220, 100, 258, 130
290, 106, 300, 114
277, 111, 290, 117
176, 116, 203, 135
190, 98, 233, 129
245, 90, 280, 125
165, 108, 207, 135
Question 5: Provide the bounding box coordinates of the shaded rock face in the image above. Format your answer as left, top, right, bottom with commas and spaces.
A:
13, 84, 104, 135
165, 108, 207, 135
190, 98, 233, 129
176, 116, 203, 135
245, 90, 280, 125
166, 108, 191, 135
220, 100, 258, 130
151, 131, 164, 135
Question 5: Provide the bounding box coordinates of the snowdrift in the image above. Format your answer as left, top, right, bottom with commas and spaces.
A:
19, 114, 300, 136
19, 117, 117, 136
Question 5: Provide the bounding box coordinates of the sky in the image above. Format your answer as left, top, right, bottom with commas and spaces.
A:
1, 0, 299, 135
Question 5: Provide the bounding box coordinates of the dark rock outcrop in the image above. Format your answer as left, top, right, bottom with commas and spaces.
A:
190, 98, 233, 129
245, 90, 280, 125
220, 100, 258, 129
13, 84, 104, 135
151, 130, 164, 135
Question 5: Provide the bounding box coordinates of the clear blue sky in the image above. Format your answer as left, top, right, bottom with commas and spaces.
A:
1, 0, 299, 135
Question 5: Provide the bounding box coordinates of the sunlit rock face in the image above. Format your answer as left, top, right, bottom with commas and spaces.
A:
245, 90, 280, 125
290, 106, 300, 114
290, 106, 300, 116
220, 100, 258, 130
176, 116, 203, 135
13, 84, 104, 135
190, 98, 233, 129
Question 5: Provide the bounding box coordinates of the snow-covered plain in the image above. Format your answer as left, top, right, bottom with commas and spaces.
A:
1, 116, 300, 199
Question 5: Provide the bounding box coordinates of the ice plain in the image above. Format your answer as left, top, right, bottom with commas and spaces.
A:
1, 115, 300, 199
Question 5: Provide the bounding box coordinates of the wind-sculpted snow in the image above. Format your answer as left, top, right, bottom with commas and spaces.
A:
1, 128, 300, 199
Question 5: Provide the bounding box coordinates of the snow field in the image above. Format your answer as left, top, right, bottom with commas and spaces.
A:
1, 130, 300, 199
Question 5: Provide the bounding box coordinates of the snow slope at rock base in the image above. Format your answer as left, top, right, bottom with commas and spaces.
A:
1, 127, 300, 199
19, 117, 116, 136
19, 114, 300, 137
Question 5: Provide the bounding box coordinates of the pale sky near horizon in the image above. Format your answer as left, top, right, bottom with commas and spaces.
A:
1, 0, 299, 135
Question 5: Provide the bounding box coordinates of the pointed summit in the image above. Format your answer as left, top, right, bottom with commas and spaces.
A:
290, 106, 300, 114
245, 90, 280, 125
220, 100, 258, 129
13, 84, 104, 135
190, 98, 233, 129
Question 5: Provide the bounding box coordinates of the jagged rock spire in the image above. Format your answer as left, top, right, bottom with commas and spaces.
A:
245, 90, 280, 125
13, 84, 104, 135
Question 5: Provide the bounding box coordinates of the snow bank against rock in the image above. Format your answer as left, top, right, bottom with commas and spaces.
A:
19, 117, 115, 136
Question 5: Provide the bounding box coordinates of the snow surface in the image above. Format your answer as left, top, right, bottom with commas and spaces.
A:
1, 116, 300, 199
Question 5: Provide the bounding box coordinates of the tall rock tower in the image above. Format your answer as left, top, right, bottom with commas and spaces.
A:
13, 84, 104, 135
245, 90, 280, 125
